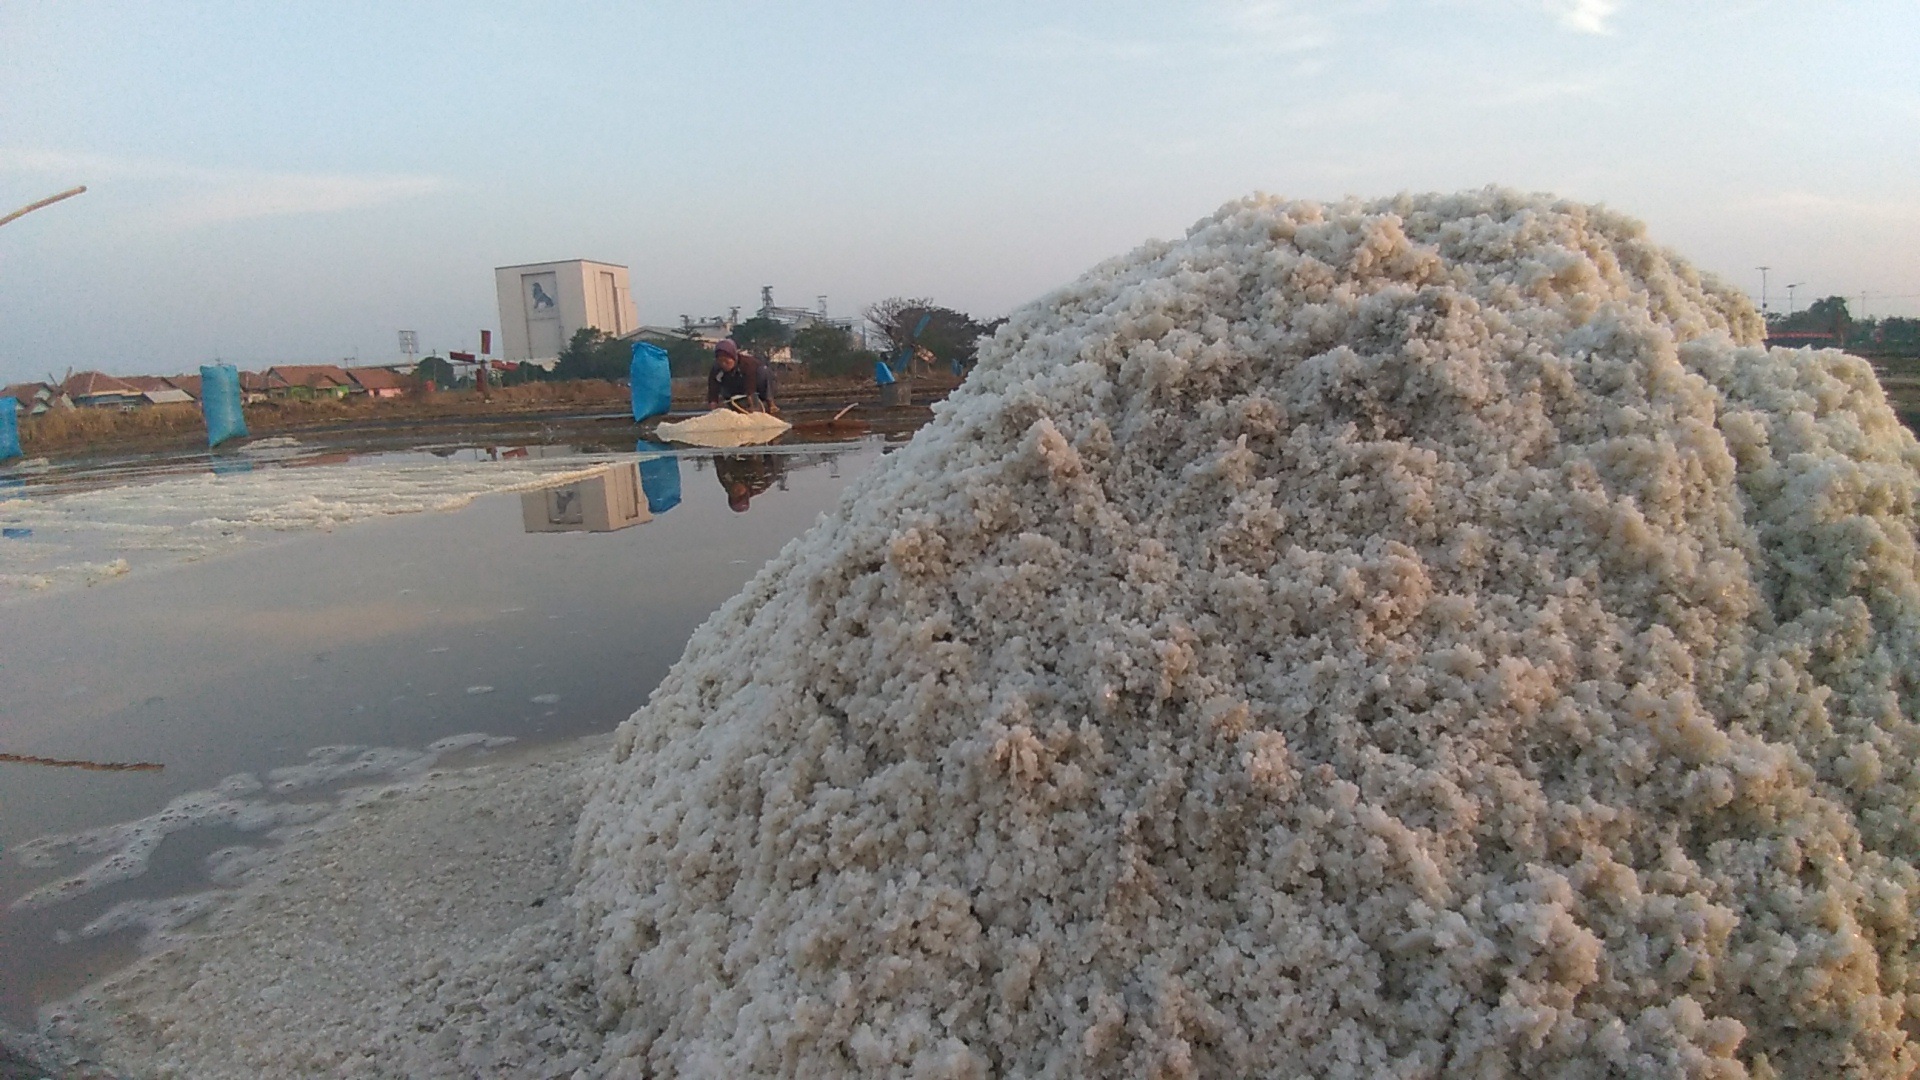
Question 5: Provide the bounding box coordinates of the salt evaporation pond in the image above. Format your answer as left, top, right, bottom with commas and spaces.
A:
0, 431, 895, 1029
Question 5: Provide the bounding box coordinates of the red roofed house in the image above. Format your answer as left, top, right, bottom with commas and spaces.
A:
347, 367, 408, 399
239, 371, 271, 402
63, 371, 145, 409
120, 375, 195, 406
3, 382, 71, 416
264, 365, 356, 400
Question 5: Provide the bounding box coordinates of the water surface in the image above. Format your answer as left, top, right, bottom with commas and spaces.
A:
0, 434, 889, 1026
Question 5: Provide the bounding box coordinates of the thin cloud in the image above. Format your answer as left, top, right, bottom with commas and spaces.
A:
1739, 191, 1920, 224
1219, 1, 1337, 55
0, 148, 442, 228
1468, 75, 1608, 108
993, 2, 1337, 66
166, 173, 442, 228
995, 27, 1165, 64
1547, 0, 1619, 35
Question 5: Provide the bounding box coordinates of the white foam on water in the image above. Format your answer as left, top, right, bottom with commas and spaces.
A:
7, 735, 517, 915
0, 457, 620, 599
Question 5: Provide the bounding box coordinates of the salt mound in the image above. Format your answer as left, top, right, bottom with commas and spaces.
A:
655, 409, 792, 448
573, 189, 1920, 1077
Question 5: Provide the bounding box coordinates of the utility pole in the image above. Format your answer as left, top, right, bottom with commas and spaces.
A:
1756, 266, 1771, 314
1786, 283, 1804, 316
0, 185, 86, 230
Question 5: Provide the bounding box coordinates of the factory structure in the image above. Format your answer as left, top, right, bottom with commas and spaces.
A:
662, 287, 864, 357
493, 259, 863, 367
493, 260, 637, 364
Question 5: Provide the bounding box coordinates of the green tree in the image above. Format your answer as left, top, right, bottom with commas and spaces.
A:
791, 323, 854, 364
1771, 295, 1852, 339
791, 324, 875, 378
865, 298, 992, 373
730, 316, 791, 362
415, 354, 455, 388
659, 336, 712, 377
553, 328, 629, 381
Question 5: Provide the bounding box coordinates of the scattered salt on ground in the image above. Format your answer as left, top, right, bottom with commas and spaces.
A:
573, 189, 1920, 1077
654, 409, 792, 448
46, 736, 609, 1080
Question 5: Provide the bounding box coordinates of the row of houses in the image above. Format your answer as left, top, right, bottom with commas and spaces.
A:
4, 365, 412, 415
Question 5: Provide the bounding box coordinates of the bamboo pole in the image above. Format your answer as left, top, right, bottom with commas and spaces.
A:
0, 185, 87, 230
0, 752, 163, 772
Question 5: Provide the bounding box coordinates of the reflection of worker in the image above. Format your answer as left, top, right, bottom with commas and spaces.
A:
713, 453, 785, 513
707, 338, 776, 412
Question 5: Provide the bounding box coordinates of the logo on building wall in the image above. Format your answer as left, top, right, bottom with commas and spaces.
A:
531, 282, 556, 310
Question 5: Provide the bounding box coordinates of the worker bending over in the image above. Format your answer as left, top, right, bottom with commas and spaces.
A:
707, 338, 776, 413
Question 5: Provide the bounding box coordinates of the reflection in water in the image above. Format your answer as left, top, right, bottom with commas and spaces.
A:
637, 452, 682, 513
517, 450, 819, 527
714, 452, 789, 513
520, 462, 648, 533
0, 437, 888, 1026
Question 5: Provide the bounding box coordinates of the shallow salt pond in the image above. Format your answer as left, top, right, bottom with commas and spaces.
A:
0, 430, 891, 1028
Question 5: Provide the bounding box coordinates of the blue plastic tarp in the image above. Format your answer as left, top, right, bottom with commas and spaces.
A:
874, 360, 896, 386
630, 342, 672, 421
0, 397, 18, 460
637, 451, 682, 514
200, 364, 248, 447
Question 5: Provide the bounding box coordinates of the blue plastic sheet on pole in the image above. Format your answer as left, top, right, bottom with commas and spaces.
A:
874, 360, 896, 386
200, 364, 248, 447
630, 342, 672, 421
0, 397, 19, 461
637, 451, 682, 514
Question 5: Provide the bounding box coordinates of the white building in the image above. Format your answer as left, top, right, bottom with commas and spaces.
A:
494, 260, 637, 363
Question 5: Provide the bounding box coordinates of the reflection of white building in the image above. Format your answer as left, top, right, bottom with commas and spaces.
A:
520, 463, 648, 533
494, 260, 637, 363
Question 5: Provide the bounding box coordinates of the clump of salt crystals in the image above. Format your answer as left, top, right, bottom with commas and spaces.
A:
572, 189, 1920, 1077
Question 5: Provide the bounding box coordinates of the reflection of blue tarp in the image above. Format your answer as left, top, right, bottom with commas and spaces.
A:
637, 451, 682, 514
874, 361, 896, 386
210, 457, 255, 476
0, 397, 19, 460
200, 364, 248, 447
630, 342, 672, 421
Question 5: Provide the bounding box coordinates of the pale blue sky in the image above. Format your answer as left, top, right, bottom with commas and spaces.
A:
2, 1, 1916, 381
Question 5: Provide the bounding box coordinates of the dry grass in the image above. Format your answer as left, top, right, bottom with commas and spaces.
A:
19, 382, 628, 456
12, 372, 958, 458
19, 403, 206, 452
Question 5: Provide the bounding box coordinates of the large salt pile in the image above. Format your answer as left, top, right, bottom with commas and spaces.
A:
572, 189, 1920, 1077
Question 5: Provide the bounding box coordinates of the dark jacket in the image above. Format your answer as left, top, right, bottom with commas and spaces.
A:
707, 356, 768, 406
